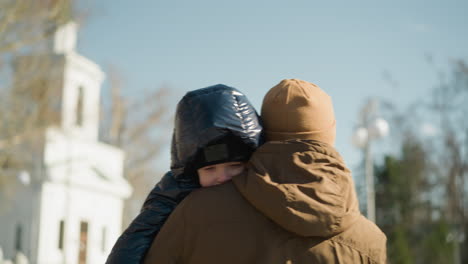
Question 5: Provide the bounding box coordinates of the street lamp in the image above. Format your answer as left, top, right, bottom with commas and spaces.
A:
17, 170, 31, 186
352, 99, 389, 223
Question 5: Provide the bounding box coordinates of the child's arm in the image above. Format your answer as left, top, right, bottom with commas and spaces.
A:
105, 171, 199, 264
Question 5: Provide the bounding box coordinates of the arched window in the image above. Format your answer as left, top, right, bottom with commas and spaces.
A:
15, 224, 22, 252
76, 87, 84, 126
102, 227, 107, 252
58, 220, 65, 250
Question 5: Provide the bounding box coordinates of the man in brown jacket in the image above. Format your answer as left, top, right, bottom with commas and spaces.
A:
144, 79, 387, 264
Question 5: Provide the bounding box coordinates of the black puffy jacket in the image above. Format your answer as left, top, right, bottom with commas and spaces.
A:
106, 84, 263, 264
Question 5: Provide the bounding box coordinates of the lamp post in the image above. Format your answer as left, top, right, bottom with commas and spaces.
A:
446, 228, 465, 264
352, 99, 389, 223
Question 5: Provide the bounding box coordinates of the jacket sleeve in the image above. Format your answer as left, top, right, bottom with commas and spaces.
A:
105, 171, 198, 264
143, 192, 189, 264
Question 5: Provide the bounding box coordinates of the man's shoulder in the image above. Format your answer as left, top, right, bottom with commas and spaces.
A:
183, 182, 244, 208
178, 181, 263, 224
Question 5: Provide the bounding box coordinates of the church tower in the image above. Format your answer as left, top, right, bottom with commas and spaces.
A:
0, 22, 131, 264
13, 21, 102, 141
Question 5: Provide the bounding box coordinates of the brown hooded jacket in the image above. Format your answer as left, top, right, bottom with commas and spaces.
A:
143, 140, 387, 264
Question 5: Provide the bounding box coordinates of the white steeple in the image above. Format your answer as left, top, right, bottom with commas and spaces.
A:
14, 21, 105, 141
53, 21, 105, 141
52, 21, 78, 54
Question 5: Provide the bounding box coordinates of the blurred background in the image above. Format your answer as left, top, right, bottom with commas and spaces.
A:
0, 0, 466, 263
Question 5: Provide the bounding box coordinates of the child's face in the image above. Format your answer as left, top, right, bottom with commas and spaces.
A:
197, 161, 246, 187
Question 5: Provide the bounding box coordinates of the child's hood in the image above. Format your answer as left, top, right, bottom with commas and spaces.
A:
171, 84, 263, 179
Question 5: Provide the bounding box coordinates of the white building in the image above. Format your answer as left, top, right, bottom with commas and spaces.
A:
0, 22, 132, 264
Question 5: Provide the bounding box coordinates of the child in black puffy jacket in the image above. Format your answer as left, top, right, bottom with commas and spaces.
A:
105, 84, 263, 264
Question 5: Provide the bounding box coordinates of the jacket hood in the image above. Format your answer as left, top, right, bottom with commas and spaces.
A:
233, 140, 361, 237
171, 84, 263, 180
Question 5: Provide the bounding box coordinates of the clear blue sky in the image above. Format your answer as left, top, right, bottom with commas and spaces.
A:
77, 0, 468, 174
